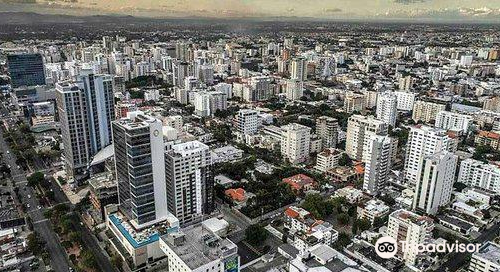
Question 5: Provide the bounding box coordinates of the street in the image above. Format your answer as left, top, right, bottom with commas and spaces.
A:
0, 120, 70, 272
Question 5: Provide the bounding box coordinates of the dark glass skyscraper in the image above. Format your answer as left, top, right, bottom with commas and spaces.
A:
7, 53, 46, 88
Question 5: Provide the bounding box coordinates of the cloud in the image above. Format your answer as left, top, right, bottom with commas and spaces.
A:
393, 0, 425, 5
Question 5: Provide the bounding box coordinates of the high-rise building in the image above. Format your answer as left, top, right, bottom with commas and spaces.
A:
404, 125, 455, 185
376, 92, 398, 127
112, 113, 169, 228
193, 92, 211, 117
386, 209, 434, 266
281, 123, 311, 164
236, 109, 260, 135
363, 135, 396, 195
56, 71, 115, 178
412, 100, 446, 124
290, 57, 307, 81
344, 91, 365, 113
315, 116, 338, 148
7, 53, 46, 88
394, 91, 417, 111
345, 115, 388, 161
285, 79, 304, 101
398, 75, 413, 91
435, 110, 472, 135
457, 159, 500, 194
165, 141, 213, 225
412, 151, 457, 215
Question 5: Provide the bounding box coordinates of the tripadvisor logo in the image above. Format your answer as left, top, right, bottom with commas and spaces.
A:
375, 236, 481, 259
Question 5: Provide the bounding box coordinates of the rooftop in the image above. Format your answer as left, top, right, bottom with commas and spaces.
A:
161, 223, 238, 269
475, 242, 500, 266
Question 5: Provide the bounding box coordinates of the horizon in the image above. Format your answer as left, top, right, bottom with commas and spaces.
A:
1, 0, 500, 23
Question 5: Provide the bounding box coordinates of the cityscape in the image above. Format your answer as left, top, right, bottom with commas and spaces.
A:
0, 4, 500, 272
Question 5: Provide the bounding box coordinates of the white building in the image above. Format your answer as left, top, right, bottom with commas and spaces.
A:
345, 114, 388, 161
458, 159, 500, 194
236, 109, 260, 135
281, 123, 311, 164
159, 223, 239, 272
316, 116, 338, 148
435, 110, 472, 135
376, 92, 398, 127
211, 145, 244, 164
404, 125, 455, 185
163, 115, 183, 131
357, 199, 390, 224
386, 209, 434, 266
468, 242, 500, 272
394, 91, 417, 111
144, 88, 160, 102
412, 100, 447, 124
193, 92, 211, 117
165, 141, 213, 225
291, 57, 307, 81
412, 151, 458, 215
286, 79, 304, 101
344, 91, 365, 113
315, 148, 342, 173
363, 135, 396, 196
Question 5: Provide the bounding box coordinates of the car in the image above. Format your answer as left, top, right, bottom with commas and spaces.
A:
26, 204, 30, 208
6, 151, 9, 154
37, 205, 42, 210
27, 195, 31, 199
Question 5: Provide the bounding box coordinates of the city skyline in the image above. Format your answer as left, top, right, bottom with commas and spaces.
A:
1, 0, 500, 21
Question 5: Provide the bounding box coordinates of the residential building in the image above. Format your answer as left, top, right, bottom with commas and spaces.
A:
435, 111, 472, 135
344, 91, 365, 113
412, 151, 458, 215
404, 125, 455, 185
468, 242, 500, 272
286, 79, 304, 101
376, 92, 398, 127
283, 174, 317, 193
412, 100, 446, 124
236, 109, 260, 135
165, 141, 213, 225
363, 135, 396, 196
475, 130, 500, 151
315, 148, 342, 173
458, 159, 500, 194
281, 123, 311, 164
357, 199, 390, 224
386, 209, 434, 266
291, 57, 307, 81
159, 223, 239, 272
394, 91, 417, 111
316, 116, 338, 148
345, 114, 388, 161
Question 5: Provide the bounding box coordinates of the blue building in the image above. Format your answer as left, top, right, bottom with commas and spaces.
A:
7, 53, 46, 88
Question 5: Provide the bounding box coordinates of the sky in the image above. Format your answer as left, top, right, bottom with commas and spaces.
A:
1, 0, 500, 21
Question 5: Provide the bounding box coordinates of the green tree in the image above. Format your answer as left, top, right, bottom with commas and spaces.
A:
337, 213, 350, 225
27, 233, 44, 255
80, 250, 97, 269
245, 224, 268, 246
334, 232, 352, 250
27, 172, 45, 187
111, 255, 123, 271
338, 153, 353, 167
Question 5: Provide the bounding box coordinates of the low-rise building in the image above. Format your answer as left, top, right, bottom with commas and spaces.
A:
159, 223, 239, 272
468, 242, 500, 272
357, 199, 390, 224
211, 145, 243, 164
315, 148, 342, 173
283, 174, 317, 193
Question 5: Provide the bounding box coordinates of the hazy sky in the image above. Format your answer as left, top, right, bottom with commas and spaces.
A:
1, 0, 500, 20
